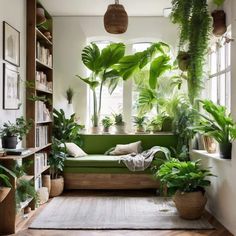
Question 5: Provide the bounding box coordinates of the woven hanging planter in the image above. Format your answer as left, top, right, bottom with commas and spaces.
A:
104, 0, 128, 34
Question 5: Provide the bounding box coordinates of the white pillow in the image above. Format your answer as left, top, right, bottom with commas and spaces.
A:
65, 143, 87, 157
110, 141, 142, 155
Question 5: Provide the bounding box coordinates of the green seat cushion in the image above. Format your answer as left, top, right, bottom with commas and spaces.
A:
63, 167, 152, 174
64, 155, 126, 168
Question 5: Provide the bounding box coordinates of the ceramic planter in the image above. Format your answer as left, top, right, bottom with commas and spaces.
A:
50, 176, 64, 197
103, 127, 110, 133
211, 10, 227, 37
219, 142, 232, 159
203, 136, 216, 153
115, 124, 125, 134
2, 136, 18, 149
173, 190, 207, 220
0, 187, 11, 203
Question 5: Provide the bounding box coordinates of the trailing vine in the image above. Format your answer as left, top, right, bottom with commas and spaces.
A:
171, 0, 211, 105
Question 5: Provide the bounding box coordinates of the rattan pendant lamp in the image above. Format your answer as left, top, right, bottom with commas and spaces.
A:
104, 0, 128, 34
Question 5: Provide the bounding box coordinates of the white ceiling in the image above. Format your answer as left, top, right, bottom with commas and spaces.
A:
40, 0, 172, 17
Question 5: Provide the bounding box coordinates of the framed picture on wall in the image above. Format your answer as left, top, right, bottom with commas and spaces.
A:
3, 63, 20, 110
3, 21, 20, 67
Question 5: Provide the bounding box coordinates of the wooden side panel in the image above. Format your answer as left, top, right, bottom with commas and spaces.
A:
64, 173, 160, 189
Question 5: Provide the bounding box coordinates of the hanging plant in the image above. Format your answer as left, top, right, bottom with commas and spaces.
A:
171, 0, 211, 105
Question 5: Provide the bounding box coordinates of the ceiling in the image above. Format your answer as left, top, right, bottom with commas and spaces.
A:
40, 0, 172, 17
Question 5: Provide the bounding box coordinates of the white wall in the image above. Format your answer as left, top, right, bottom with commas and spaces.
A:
0, 0, 26, 147
53, 16, 178, 126
191, 1, 236, 235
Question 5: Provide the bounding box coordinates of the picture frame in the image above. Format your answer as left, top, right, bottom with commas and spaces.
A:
3, 63, 20, 110
3, 21, 20, 67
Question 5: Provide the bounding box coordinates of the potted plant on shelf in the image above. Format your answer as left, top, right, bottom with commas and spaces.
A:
156, 159, 214, 220
113, 113, 125, 134
66, 87, 74, 105
101, 116, 113, 133
48, 139, 67, 197
191, 100, 236, 159
148, 116, 163, 133
133, 116, 146, 133
211, 0, 226, 37
0, 164, 15, 203
0, 117, 32, 149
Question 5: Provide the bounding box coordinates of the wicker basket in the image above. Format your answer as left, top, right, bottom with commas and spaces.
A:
173, 191, 207, 220
50, 176, 64, 197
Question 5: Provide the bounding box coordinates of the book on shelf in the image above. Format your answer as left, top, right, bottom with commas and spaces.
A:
35, 175, 43, 191
35, 152, 48, 177
4, 148, 32, 156
35, 125, 49, 147
36, 41, 52, 67
36, 100, 51, 122
36, 71, 53, 92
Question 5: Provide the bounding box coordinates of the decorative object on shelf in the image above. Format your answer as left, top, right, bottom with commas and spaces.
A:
202, 136, 216, 153
3, 63, 20, 110
43, 31, 52, 40
0, 116, 32, 149
0, 164, 15, 203
36, 7, 46, 25
48, 139, 67, 197
113, 113, 125, 134
104, 0, 128, 34
133, 116, 146, 133
102, 116, 113, 133
211, 0, 226, 37
191, 100, 236, 159
3, 21, 20, 67
66, 87, 74, 104
156, 159, 215, 220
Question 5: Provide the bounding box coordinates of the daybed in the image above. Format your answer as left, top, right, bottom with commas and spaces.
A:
63, 133, 177, 189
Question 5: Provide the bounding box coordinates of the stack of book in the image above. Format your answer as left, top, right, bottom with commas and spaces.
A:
36, 42, 53, 67
36, 125, 48, 147
36, 101, 51, 122
35, 152, 48, 176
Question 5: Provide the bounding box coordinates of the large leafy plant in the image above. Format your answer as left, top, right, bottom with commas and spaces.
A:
53, 109, 84, 146
156, 159, 214, 195
171, 0, 211, 104
77, 43, 125, 127
192, 100, 236, 144
0, 164, 15, 188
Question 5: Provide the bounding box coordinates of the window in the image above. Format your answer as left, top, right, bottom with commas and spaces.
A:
206, 27, 232, 110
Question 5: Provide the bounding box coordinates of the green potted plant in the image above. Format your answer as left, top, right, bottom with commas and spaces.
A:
66, 87, 74, 104
76, 43, 125, 132
0, 164, 15, 202
48, 138, 67, 197
0, 117, 32, 149
113, 113, 125, 134
156, 159, 214, 220
191, 100, 236, 159
133, 116, 146, 133
101, 116, 113, 133
148, 116, 163, 133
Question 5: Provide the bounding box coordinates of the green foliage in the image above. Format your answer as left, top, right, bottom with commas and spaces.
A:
49, 138, 67, 180
213, 0, 225, 7
191, 100, 236, 143
171, 0, 211, 104
113, 113, 124, 125
0, 164, 15, 187
0, 117, 32, 140
156, 159, 214, 195
133, 116, 147, 128
101, 116, 113, 128
53, 109, 84, 146
77, 42, 125, 127
66, 87, 74, 104
12, 161, 33, 179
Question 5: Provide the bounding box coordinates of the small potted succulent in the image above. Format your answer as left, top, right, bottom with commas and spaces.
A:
156, 159, 214, 220
133, 116, 146, 133
101, 116, 113, 133
113, 113, 125, 134
0, 117, 32, 149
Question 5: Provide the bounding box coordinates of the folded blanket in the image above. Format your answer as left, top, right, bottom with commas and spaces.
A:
119, 146, 171, 171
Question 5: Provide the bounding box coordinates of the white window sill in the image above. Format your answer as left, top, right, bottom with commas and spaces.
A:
191, 149, 231, 162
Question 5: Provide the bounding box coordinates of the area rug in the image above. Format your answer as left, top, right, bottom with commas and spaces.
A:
30, 196, 214, 230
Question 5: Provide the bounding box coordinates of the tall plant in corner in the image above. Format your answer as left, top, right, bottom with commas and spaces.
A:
76, 43, 125, 128
171, 0, 211, 105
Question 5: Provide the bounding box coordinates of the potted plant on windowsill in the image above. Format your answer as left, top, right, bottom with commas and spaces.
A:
191, 100, 236, 159
101, 116, 113, 133
48, 138, 67, 197
0, 117, 32, 149
133, 116, 146, 133
156, 159, 214, 220
113, 113, 125, 134
0, 164, 15, 203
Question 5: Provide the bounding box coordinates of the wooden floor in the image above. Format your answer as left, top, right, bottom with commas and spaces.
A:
12, 190, 233, 236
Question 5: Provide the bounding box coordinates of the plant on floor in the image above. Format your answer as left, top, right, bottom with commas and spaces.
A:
66, 87, 74, 104
156, 158, 215, 219
76, 43, 125, 128
171, 0, 211, 105
191, 100, 236, 159
0, 117, 33, 149
101, 116, 113, 132
133, 116, 147, 132
53, 109, 84, 146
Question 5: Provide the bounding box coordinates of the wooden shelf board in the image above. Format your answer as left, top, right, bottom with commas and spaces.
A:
36, 120, 53, 124
38, 165, 50, 176
18, 175, 34, 182
19, 197, 33, 211
0, 150, 35, 160
36, 28, 52, 46
36, 87, 53, 94
36, 59, 53, 70
33, 143, 52, 153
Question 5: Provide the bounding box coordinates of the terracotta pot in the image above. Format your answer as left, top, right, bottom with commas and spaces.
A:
103, 127, 110, 133
212, 10, 227, 37
219, 142, 232, 159
0, 187, 11, 203
203, 136, 216, 153
136, 126, 145, 133
50, 176, 64, 197
42, 175, 51, 193
90, 126, 100, 134
173, 191, 207, 220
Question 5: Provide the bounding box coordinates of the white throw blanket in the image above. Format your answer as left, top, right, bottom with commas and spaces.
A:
119, 146, 171, 171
